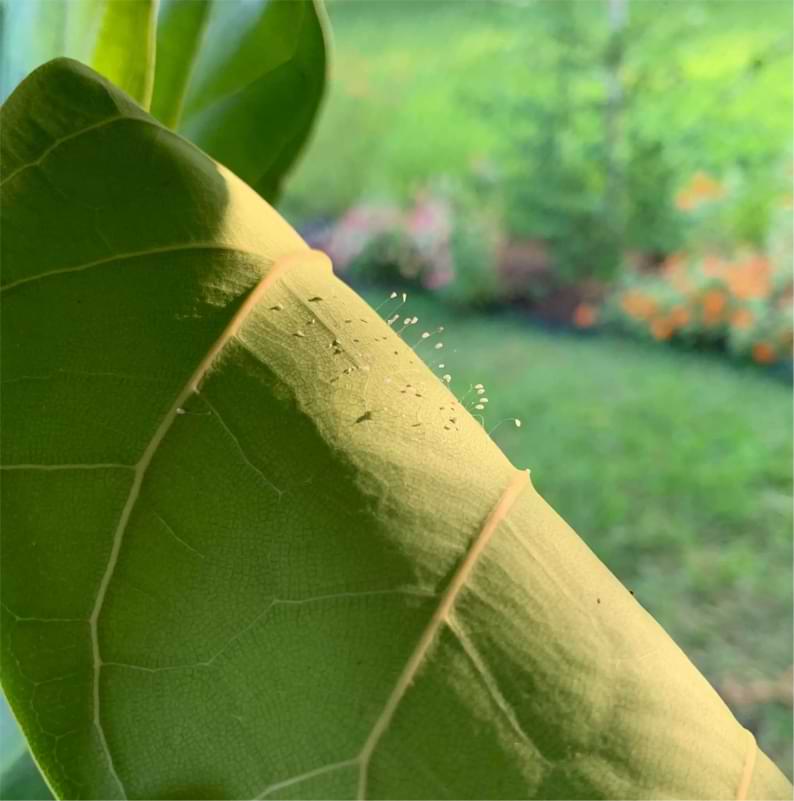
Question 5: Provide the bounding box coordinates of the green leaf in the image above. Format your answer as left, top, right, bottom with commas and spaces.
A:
2, 0, 329, 201
1, 59, 791, 801
149, 0, 212, 129
0, 0, 157, 107
163, 0, 329, 202
89, 0, 158, 109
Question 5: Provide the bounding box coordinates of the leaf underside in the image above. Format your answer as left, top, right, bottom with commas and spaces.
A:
1, 60, 791, 801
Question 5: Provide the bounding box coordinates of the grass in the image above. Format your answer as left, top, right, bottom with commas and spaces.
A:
359, 286, 793, 780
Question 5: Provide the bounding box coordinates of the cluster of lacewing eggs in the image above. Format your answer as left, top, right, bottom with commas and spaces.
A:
265, 288, 522, 436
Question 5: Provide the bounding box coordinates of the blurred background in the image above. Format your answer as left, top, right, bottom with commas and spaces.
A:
280, 0, 794, 780
1, 0, 792, 794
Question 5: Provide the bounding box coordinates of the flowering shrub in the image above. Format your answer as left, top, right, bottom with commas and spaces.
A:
606, 245, 792, 365
317, 188, 502, 304
675, 170, 727, 213
320, 196, 450, 289
323, 202, 403, 269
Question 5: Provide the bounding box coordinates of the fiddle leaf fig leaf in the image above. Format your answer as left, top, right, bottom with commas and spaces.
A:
1, 0, 328, 203
1, 59, 792, 801
149, 0, 212, 129
152, 0, 329, 202
0, 0, 157, 106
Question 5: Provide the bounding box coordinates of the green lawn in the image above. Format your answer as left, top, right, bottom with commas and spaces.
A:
360, 286, 793, 779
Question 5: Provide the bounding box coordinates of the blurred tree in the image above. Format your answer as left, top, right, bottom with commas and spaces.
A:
603, 0, 629, 244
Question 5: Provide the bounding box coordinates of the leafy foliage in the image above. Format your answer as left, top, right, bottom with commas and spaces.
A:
607, 228, 793, 365
155, 0, 328, 202
0, 0, 328, 203
0, 0, 158, 105
1, 58, 792, 800
285, 0, 791, 280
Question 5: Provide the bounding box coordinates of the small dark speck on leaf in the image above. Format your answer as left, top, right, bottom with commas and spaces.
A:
355, 411, 374, 424
411, 422, 422, 427
270, 304, 283, 311
308, 296, 323, 302
345, 319, 353, 323
629, 589, 635, 596
597, 598, 601, 604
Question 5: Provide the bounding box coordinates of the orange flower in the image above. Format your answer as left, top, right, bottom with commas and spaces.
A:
573, 303, 598, 328
726, 256, 771, 300
702, 254, 726, 278
730, 308, 754, 331
752, 342, 777, 364
689, 171, 725, 200
675, 171, 725, 212
650, 317, 674, 341
621, 290, 657, 320
668, 306, 690, 328
702, 289, 727, 325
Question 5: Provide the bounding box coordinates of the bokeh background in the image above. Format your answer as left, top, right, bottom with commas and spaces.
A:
280, 0, 794, 780
1, 0, 792, 794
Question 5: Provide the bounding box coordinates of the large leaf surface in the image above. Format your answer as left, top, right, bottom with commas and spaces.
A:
1, 59, 791, 801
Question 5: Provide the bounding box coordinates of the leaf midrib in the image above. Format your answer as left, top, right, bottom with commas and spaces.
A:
251, 469, 530, 800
